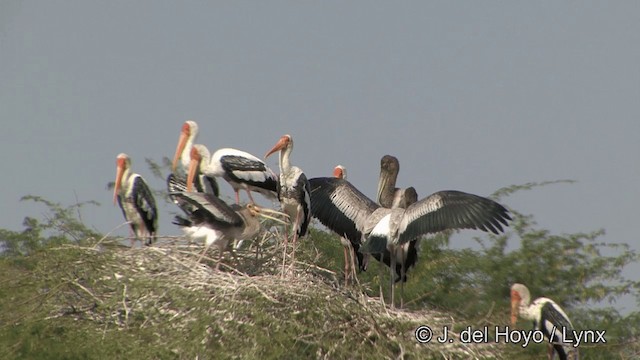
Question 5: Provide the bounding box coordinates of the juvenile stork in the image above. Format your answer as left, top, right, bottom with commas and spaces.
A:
264, 134, 311, 275
375, 155, 420, 305
171, 191, 287, 268
377, 155, 417, 209
309, 176, 511, 307
184, 143, 278, 204
113, 153, 158, 247
171, 120, 219, 196
511, 283, 579, 360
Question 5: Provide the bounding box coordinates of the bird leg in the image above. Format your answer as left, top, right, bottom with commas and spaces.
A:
350, 245, 360, 286
400, 249, 406, 309
197, 242, 212, 264
546, 344, 554, 360
343, 245, 350, 285
245, 189, 257, 205
234, 190, 241, 205
288, 209, 302, 275
390, 246, 396, 309
129, 227, 135, 248
281, 226, 289, 278
215, 247, 224, 271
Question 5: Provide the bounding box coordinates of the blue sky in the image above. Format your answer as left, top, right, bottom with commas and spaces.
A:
1, 1, 638, 312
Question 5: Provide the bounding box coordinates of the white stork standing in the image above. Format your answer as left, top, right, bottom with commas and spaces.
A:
113, 153, 158, 247
171, 120, 219, 196
331, 165, 366, 285
511, 283, 579, 360
374, 155, 421, 307
264, 134, 311, 276
309, 176, 511, 308
184, 142, 278, 205
171, 191, 287, 268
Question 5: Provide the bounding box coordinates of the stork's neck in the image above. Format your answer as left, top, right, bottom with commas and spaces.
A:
278, 145, 292, 175
181, 137, 196, 169
377, 171, 398, 208
518, 296, 537, 321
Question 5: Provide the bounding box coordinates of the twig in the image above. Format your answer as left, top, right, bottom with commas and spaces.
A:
71, 280, 103, 305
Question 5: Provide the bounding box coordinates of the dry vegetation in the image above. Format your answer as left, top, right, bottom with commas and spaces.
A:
0, 225, 508, 359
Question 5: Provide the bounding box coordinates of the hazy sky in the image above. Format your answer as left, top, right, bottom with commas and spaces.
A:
2, 2, 638, 312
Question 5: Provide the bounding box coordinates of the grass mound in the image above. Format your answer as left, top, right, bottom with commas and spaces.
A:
0, 230, 506, 359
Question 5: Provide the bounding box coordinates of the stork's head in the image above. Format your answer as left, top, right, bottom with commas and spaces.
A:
113, 153, 131, 205
186, 144, 209, 192
510, 283, 530, 326
246, 203, 289, 223
264, 134, 292, 159
172, 120, 199, 172
380, 155, 400, 173
333, 165, 347, 179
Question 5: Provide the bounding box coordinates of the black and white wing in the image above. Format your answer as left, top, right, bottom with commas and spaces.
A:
197, 174, 220, 197
539, 299, 576, 358
132, 175, 158, 239
169, 191, 243, 229
294, 170, 311, 238
309, 177, 379, 245
217, 149, 279, 195
398, 190, 511, 244
167, 173, 197, 215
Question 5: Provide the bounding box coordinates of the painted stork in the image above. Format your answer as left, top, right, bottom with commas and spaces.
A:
309, 176, 511, 307
264, 134, 311, 275
511, 283, 579, 360
113, 153, 158, 247
183, 142, 278, 204
170, 191, 287, 268
374, 155, 420, 306
171, 120, 219, 197
331, 165, 366, 285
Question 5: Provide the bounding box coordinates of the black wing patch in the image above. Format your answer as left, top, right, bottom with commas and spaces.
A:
170, 191, 243, 228
132, 176, 158, 241
220, 155, 278, 193
295, 172, 311, 238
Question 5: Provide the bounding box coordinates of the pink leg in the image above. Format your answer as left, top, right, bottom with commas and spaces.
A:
235, 190, 241, 204
246, 189, 256, 205
343, 245, 349, 285
289, 209, 302, 274
281, 229, 289, 277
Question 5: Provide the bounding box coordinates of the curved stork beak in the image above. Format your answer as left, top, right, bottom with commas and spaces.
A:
248, 204, 290, 224
113, 158, 125, 205
510, 290, 521, 326
172, 124, 190, 172
264, 136, 288, 159
376, 172, 388, 204
186, 146, 200, 192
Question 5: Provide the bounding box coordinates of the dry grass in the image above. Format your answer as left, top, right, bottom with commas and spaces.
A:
0, 227, 507, 359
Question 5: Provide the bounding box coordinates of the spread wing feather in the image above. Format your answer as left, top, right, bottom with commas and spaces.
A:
169, 191, 243, 228
309, 177, 378, 244
398, 190, 511, 244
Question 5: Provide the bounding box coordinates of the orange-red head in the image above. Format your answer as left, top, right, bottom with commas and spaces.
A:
264, 134, 292, 159
333, 165, 347, 179
113, 153, 131, 205
172, 120, 198, 172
